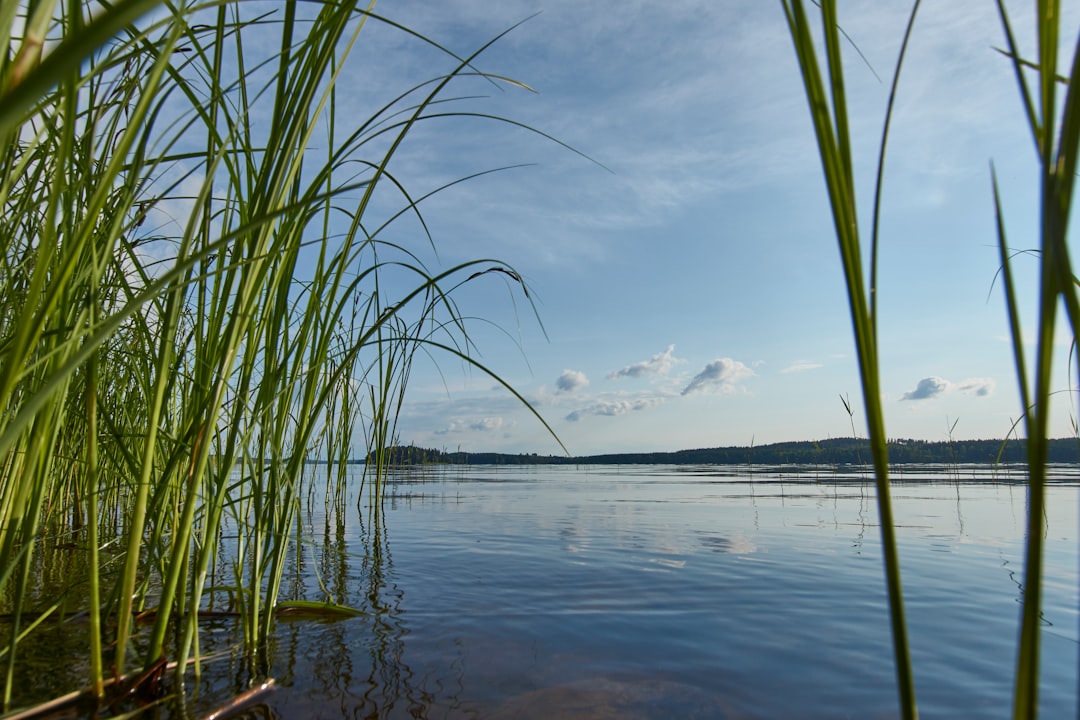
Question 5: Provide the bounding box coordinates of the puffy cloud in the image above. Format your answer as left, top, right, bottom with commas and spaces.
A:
681, 358, 753, 396
901, 376, 995, 401
565, 397, 663, 422
435, 416, 504, 434
556, 369, 590, 393
901, 376, 950, 401
608, 344, 681, 379
470, 417, 504, 432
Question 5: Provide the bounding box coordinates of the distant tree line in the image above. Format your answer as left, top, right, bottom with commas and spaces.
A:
368, 437, 1079, 467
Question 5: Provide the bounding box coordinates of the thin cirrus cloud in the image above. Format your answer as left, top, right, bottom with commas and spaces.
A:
781, 360, 823, 374
556, 369, 590, 393
901, 376, 995, 401
681, 358, 754, 396
608, 344, 681, 379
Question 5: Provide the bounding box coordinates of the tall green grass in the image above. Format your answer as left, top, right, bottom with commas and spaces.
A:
0, 0, 556, 709
782, 2, 1079, 718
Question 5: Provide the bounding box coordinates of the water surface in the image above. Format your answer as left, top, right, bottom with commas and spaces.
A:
252, 464, 1078, 719
16, 464, 1080, 719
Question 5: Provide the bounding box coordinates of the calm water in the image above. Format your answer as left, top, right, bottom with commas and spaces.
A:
229, 464, 1078, 720
17, 464, 1080, 718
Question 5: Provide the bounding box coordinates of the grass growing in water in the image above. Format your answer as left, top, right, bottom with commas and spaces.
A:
782, 1, 1079, 718
0, 0, 562, 711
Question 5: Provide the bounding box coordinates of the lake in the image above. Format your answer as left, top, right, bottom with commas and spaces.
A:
13, 463, 1080, 718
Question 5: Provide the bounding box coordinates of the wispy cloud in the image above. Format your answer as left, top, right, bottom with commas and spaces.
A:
901, 376, 995, 401
681, 358, 753, 396
565, 396, 664, 422
781, 360, 822, 374
608, 344, 681, 379
556, 369, 590, 393
956, 377, 995, 397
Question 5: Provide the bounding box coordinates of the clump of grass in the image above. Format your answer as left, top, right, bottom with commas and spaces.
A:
782, 1, 1079, 718
0, 0, 559, 710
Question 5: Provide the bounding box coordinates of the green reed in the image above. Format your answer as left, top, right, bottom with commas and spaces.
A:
783, 2, 1079, 718
992, 3, 1080, 716
781, 1, 919, 715
0, 0, 557, 709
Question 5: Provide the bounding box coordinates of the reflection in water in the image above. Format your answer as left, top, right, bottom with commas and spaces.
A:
856, 487, 870, 554
0, 538, 133, 709
954, 478, 966, 536
357, 505, 425, 717
696, 532, 757, 555
6, 465, 1077, 719
269, 483, 457, 718
1000, 557, 1054, 629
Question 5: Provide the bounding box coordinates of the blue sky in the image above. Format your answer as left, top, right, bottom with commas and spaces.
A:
332, 0, 1078, 455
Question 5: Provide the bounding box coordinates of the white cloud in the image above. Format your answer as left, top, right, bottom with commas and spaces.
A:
565, 396, 664, 422
556, 369, 590, 393
956, 377, 995, 397
681, 358, 753, 396
902, 377, 950, 401
436, 416, 505, 434
608, 344, 681, 379
471, 417, 504, 431
901, 376, 995, 401
781, 360, 822, 374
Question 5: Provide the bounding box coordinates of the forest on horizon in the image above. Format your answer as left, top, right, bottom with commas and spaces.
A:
366, 436, 1080, 467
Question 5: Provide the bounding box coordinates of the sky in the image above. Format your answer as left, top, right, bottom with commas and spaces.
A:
311, 0, 1078, 456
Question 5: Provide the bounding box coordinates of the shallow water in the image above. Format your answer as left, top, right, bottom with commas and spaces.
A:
13, 464, 1080, 718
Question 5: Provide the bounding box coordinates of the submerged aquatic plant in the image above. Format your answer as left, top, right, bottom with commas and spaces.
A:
0, 0, 560, 710
782, 1, 1079, 718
